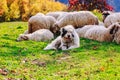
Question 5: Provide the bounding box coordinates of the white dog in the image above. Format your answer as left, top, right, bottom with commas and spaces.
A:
17, 29, 54, 41
44, 25, 80, 50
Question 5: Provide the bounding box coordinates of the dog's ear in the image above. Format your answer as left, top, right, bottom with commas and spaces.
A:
110, 25, 119, 34
61, 28, 67, 37
21, 35, 29, 40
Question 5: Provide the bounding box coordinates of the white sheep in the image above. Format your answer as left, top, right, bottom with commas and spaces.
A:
35, 13, 45, 16
102, 11, 114, 22
104, 12, 120, 27
46, 11, 68, 20
84, 25, 117, 42
17, 29, 54, 42
76, 25, 95, 37
110, 22, 120, 44
28, 14, 56, 33
51, 11, 99, 34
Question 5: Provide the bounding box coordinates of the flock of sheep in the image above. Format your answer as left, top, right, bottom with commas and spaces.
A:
17, 10, 120, 46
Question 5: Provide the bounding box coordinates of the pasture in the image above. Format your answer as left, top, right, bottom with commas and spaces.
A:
0, 21, 120, 79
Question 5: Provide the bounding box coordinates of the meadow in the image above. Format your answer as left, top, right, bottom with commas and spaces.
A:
0, 16, 120, 79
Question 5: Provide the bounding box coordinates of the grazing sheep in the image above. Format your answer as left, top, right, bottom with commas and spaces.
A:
104, 12, 120, 27
110, 22, 120, 44
46, 11, 68, 19
28, 14, 56, 33
84, 24, 117, 42
102, 11, 114, 22
17, 29, 54, 42
51, 11, 99, 35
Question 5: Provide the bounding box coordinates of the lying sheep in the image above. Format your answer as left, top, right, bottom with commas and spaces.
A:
51, 11, 99, 35
28, 13, 56, 33
110, 22, 120, 44
76, 25, 95, 37
46, 11, 68, 20
84, 24, 117, 42
102, 11, 114, 22
17, 29, 54, 41
103, 12, 120, 27
35, 13, 45, 16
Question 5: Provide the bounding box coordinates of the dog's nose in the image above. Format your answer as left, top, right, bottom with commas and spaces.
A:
68, 35, 70, 38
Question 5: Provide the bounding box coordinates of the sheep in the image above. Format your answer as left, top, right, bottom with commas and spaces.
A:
76, 25, 95, 37
51, 11, 99, 35
110, 22, 120, 44
28, 14, 56, 33
17, 29, 54, 42
103, 12, 120, 27
102, 11, 114, 22
83, 24, 118, 42
35, 13, 45, 16
46, 11, 68, 20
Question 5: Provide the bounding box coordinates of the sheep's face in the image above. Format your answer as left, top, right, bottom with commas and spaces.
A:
17, 34, 29, 41
102, 11, 111, 22
109, 22, 120, 43
110, 23, 120, 34
60, 25, 75, 43
50, 23, 60, 37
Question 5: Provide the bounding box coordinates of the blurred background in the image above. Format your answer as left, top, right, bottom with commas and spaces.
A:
0, 0, 119, 22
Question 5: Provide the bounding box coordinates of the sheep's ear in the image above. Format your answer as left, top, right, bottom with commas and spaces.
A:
21, 36, 28, 40
54, 24, 60, 31
110, 25, 119, 34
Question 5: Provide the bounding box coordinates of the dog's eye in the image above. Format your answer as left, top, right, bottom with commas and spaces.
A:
72, 34, 74, 37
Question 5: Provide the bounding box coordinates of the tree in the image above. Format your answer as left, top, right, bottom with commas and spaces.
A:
68, 0, 113, 12
0, 0, 8, 21
6, 0, 20, 21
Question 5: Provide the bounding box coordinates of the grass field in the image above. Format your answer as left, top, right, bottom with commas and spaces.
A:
0, 21, 120, 80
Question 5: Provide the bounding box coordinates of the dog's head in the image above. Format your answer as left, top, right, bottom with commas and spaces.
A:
60, 25, 75, 43
102, 11, 113, 22
16, 34, 29, 42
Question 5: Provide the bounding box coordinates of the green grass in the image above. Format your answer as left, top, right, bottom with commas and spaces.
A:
0, 21, 120, 80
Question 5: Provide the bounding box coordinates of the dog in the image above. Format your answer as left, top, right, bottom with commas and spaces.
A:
17, 29, 54, 42
44, 25, 80, 50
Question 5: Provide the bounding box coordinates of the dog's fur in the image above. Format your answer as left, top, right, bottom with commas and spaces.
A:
44, 25, 80, 50
17, 29, 54, 42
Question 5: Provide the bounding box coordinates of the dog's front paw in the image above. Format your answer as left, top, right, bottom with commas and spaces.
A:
61, 46, 68, 50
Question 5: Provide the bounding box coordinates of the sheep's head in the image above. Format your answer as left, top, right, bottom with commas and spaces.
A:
109, 22, 120, 43
50, 23, 60, 37
110, 22, 120, 34
102, 11, 113, 22
16, 34, 29, 42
